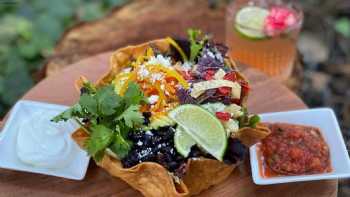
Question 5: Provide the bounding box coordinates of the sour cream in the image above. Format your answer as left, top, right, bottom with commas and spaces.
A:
16, 111, 74, 169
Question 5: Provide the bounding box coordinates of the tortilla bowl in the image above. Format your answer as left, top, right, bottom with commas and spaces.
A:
71, 39, 270, 197
72, 128, 238, 197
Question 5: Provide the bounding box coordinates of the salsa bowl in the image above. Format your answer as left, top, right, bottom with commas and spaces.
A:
250, 108, 350, 185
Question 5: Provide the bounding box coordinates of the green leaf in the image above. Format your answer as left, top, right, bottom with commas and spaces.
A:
124, 82, 146, 106
0, 75, 4, 94
117, 105, 144, 127
81, 81, 96, 94
78, 2, 104, 21
85, 124, 114, 161
13, 16, 33, 40
335, 18, 350, 38
51, 104, 83, 122
79, 93, 98, 115
238, 107, 248, 128
96, 85, 122, 116
249, 115, 261, 128
118, 121, 131, 138
93, 150, 106, 162
46, 0, 75, 20
0, 15, 32, 41
18, 40, 38, 59
190, 44, 202, 62
20, 32, 54, 58
108, 125, 133, 159
1, 63, 33, 105
187, 28, 206, 62
105, 0, 129, 7
34, 35, 54, 57
34, 14, 63, 41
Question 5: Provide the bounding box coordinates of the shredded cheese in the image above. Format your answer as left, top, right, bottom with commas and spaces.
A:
147, 64, 189, 89
147, 55, 172, 67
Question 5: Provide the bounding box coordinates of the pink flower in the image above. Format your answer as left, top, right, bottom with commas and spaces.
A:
264, 6, 298, 37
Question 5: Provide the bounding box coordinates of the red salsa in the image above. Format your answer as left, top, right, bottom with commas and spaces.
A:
258, 123, 332, 177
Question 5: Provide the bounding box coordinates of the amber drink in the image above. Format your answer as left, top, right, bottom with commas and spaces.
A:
226, 0, 303, 80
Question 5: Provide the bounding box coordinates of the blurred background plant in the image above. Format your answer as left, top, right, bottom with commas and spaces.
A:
0, 0, 129, 116
298, 0, 350, 151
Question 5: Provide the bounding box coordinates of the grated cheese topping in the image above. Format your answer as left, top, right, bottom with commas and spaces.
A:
148, 95, 159, 104
182, 61, 193, 71
147, 54, 172, 67
138, 65, 150, 79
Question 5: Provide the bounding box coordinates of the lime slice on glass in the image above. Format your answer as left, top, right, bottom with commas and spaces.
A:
174, 126, 196, 157
169, 104, 227, 161
235, 6, 269, 39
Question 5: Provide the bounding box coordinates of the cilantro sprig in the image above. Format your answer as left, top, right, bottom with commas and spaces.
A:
238, 107, 261, 128
187, 28, 208, 62
52, 81, 146, 161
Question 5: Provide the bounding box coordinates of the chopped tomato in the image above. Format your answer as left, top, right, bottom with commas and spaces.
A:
217, 87, 231, 96
179, 70, 193, 80
204, 70, 216, 80
215, 112, 231, 121
287, 130, 304, 139
309, 157, 322, 170
223, 72, 237, 81
231, 98, 241, 105
240, 80, 250, 92
289, 147, 304, 160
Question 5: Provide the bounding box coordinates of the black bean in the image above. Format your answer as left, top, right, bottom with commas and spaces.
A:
121, 126, 187, 172
223, 138, 247, 164
168, 161, 179, 171
142, 112, 152, 125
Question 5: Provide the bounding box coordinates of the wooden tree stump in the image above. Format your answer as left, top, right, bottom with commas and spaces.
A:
45, 0, 226, 75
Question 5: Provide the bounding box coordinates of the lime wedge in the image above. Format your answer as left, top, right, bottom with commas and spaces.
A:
174, 126, 196, 157
169, 104, 227, 161
235, 6, 269, 39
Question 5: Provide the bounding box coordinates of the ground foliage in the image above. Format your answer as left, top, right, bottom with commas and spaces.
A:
0, 0, 129, 116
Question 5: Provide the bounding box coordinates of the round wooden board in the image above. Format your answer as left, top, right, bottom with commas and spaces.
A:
0, 52, 337, 196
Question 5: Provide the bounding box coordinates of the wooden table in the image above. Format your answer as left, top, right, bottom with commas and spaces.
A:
0, 52, 337, 196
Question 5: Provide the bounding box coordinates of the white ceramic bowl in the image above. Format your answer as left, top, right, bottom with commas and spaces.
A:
250, 108, 350, 185
0, 100, 90, 180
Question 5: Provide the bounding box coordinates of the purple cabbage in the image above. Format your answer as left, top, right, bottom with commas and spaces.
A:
177, 88, 232, 105
196, 89, 217, 103
176, 88, 197, 104
202, 95, 232, 105
197, 45, 225, 73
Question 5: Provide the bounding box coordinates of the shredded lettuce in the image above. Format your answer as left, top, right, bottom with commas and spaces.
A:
201, 102, 226, 114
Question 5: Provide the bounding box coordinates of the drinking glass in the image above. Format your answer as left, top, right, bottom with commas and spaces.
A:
226, 0, 303, 81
